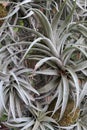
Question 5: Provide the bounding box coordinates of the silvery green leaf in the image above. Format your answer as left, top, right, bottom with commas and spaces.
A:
9, 92, 16, 119
58, 124, 76, 129
43, 116, 57, 124
34, 69, 58, 76
18, 0, 33, 6
66, 66, 80, 108
57, 0, 76, 37
7, 23, 15, 38
0, 71, 9, 81
9, 117, 31, 123
79, 82, 87, 105
18, 78, 39, 95
15, 68, 33, 76
59, 76, 69, 120
82, 69, 87, 76
32, 9, 54, 42
20, 11, 34, 19
0, 81, 4, 115
81, 124, 87, 130
20, 88, 35, 102
34, 42, 50, 51
21, 120, 34, 130
65, 0, 74, 9
59, 33, 71, 54
75, 44, 87, 49
40, 124, 45, 130
43, 122, 55, 130
53, 81, 63, 115
9, 71, 20, 86
32, 120, 40, 130
20, 37, 59, 63
2, 24, 44, 38
72, 45, 87, 57
31, 47, 52, 56
15, 98, 22, 117
17, 77, 31, 86
38, 78, 57, 94
30, 104, 41, 111
0, 81, 7, 112
13, 85, 28, 105
61, 46, 75, 63
74, 61, 87, 72
76, 0, 87, 10
75, 37, 85, 45
77, 24, 87, 37
20, 37, 42, 63
34, 57, 62, 71
7, 46, 19, 59
52, 0, 67, 33
80, 115, 87, 127
4, 122, 28, 128
77, 122, 82, 130
41, 38, 59, 57
0, 71, 8, 78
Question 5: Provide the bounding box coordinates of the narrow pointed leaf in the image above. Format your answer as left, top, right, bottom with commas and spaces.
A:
10, 92, 16, 119
18, 0, 32, 6
38, 78, 57, 94
21, 120, 34, 130
66, 67, 80, 107
77, 122, 82, 130
15, 98, 22, 117
43, 122, 55, 130
59, 76, 69, 120
32, 120, 40, 130
79, 82, 87, 105
20, 37, 42, 63
32, 9, 54, 41
0, 81, 7, 112
40, 124, 45, 130
20, 11, 34, 19
52, 0, 67, 33
74, 61, 87, 72
53, 81, 63, 115
34, 57, 62, 71
34, 69, 58, 76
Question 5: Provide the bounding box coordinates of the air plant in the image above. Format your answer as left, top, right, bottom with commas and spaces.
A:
0, 0, 87, 130
4, 104, 57, 130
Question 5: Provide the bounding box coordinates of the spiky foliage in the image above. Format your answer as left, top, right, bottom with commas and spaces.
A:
0, 0, 87, 130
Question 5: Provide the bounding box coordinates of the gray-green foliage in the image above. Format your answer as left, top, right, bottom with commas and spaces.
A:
0, 0, 87, 130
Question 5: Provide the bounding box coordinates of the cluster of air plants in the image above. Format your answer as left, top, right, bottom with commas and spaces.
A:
0, 0, 87, 130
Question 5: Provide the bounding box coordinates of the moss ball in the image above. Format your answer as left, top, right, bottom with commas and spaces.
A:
0, 4, 7, 26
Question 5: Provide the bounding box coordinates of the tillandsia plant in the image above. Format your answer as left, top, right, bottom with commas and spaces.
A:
0, 0, 87, 130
